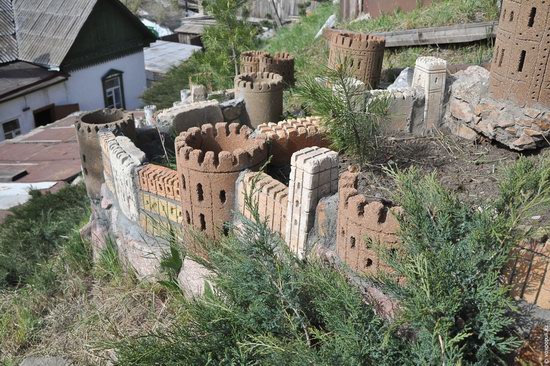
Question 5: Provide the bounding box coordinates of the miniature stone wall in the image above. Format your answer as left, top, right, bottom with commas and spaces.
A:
490, 0, 550, 107
238, 171, 289, 238
76, 109, 136, 199
327, 30, 385, 89
137, 164, 183, 237
336, 170, 401, 274
412, 56, 447, 132
98, 131, 145, 222
505, 240, 550, 310
175, 123, 268, 238
256, 117, 329, 166
285, 147, 339, 258
235, 72, 284, 127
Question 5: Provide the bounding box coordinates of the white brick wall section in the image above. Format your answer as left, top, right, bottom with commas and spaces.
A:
285, 147, 339, 258
412, 56, 447, 132
107, 136, 146, 221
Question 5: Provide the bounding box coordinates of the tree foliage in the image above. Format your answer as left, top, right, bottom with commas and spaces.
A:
142, 0, 258, 108
296, 64, 390, 164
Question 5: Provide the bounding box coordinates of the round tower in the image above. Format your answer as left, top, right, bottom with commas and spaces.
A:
327, 30, 385, 88
240, 51, 269, 74
260, 52, 295, 86
489, 0, 550, 107
235, 72, 284, 127
75, 109, 136, 199
175, 122, 268, 238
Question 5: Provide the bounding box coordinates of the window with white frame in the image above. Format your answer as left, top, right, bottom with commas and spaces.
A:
2, 119, 21, 139
102, 70, 125, 109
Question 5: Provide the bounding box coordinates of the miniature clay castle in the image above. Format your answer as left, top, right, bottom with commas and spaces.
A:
490, 0, 550, 107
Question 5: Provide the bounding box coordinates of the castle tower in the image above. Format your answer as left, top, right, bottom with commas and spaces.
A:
175, 122, 268, 238
259, 52, 295, 86
240, 51, 269, 74
327, 30, 385, 88
235, 72, 284, 127
75, 109, 136, 199
489, 0, 550, 107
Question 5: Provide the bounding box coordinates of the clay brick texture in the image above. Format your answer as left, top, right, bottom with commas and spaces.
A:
285, 147, 339, 258
137, 164, 184, 238
327, 30, 385, 88
490, 0, 550, 107
505, 240, 550, 309
176, 122, 268, 238
336, 170, 401, 274
238, 171, 289, 237
256, 117, 331, 166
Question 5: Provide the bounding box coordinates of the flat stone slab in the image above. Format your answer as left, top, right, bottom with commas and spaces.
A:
20, 357, 72, 366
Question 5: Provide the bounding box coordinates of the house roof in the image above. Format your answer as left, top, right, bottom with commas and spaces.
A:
0, 0, 156, 68
0, 61, 67, 102
144, 40, 201, 76
175, 15, 216, 35
0, 0, 17, 63
12, 0, 97, 67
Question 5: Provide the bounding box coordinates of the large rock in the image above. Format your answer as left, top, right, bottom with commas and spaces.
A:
156, 100, 224, 134
177, 258, 213, 298
445, 66, 550, 150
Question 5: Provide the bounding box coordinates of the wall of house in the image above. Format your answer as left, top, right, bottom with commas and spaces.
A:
66, 51, 147, 111
0, 82, 69, 141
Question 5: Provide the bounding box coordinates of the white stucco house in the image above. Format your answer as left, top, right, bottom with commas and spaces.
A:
0, 0, 156, 141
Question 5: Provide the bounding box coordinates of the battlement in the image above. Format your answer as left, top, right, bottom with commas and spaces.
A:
327, 29, 386, 88
259, 52, 295, 86
138, 164, 181, 201
76, 109, 136, 137
337, 170, 401, 273
76, 109, 137, 199
234, 72, 284, 92
240, 50, 270, 74
175, 122, 267, 173
328, 31, 385, 52
256, 117, 329, 166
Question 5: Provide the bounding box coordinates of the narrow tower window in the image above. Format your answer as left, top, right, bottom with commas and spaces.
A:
528, 7, 537, 27
199, 214, 206, 231
197, 183, 204, 201
219, 190, 226, 204
509, 11, 514, 21
518, 50, 526, 72
499, 49, 505, 67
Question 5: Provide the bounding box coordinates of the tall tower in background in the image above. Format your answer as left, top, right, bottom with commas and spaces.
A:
490, 0, 550, 107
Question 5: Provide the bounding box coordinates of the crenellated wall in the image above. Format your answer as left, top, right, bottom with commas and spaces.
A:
336, 170, 402, 274
256, 117, 330, 166
175, 122, 268, 238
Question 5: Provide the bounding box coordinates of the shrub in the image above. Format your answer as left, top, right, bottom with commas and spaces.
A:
0, 184, 90, 288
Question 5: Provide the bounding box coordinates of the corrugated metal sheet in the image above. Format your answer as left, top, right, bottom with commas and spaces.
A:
12, 0, 97, 67
0, 0, 17, 63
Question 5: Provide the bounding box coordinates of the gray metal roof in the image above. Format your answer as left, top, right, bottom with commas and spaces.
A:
12, 0, 97, 67
0, 0, 17, 63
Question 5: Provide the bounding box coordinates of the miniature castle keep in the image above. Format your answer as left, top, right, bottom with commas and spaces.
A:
235, 72, 284, 127
490, 0, 550, 107
327, 30, 385, 88
175, 123, 268, 238
76, 109, 136, 199
239, 51, 295, 86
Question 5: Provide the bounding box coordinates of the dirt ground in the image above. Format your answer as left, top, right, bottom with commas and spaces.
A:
340, 132, 531, 206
